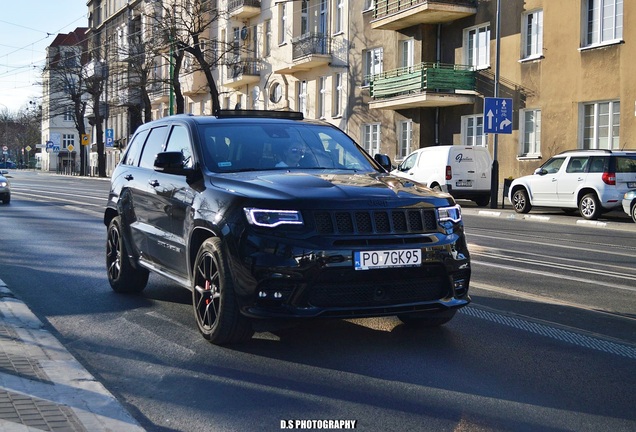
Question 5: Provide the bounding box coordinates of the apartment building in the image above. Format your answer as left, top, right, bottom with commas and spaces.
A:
77, 0, 633, 183
40, 28, 89, 173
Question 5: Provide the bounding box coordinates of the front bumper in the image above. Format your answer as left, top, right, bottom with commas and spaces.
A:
230, 230, 471, 319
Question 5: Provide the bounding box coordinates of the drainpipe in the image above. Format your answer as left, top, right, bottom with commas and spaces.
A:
434, 24, 442, 145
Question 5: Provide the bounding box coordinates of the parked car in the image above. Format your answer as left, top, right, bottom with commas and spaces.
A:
508, 149, 636, 220
392, 145, 493, 207
0, 161, 16, 169
104, 110, 471, 345
623, 190, 636, 223
0, 170, 10, 204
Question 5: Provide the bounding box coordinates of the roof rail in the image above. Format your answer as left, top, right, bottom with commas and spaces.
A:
215, 109, 304, 120
558, 149, 612, 154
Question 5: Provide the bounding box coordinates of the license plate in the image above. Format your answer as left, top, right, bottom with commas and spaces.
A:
628, 182, 636, 188
354, 249, 422, 270
456, 180, 472, 187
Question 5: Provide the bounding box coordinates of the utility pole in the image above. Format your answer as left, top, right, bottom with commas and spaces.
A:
490, 0, 502, 209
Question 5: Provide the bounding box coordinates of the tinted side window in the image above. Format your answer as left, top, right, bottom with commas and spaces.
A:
122, 129, 150, 166
565, 157, 588, 173
139, 126, 169, 169
165, 125, 193, 169
616, 156, 636, 173
588, 156, 607, 173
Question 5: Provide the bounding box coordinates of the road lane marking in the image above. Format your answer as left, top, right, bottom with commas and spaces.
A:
460, 305, 636, 360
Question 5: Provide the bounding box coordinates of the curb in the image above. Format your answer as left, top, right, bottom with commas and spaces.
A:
0, 281, 145, 432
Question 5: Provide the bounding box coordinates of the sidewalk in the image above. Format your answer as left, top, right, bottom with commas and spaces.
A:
0, 280, 145, 432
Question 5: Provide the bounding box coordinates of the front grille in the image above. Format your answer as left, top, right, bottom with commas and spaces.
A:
314, 209, 437, 235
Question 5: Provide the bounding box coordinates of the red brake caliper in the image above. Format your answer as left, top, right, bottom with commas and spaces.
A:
205, 280, 211, 305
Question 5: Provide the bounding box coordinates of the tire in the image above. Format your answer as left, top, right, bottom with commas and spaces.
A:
631, 202, 636, 223
398, 309, 457, 328
579, 193, 601, 220
192, 238, 253, 345
106, 216, 149, 293
474, 196, 490, 207
512, 188, 531, 214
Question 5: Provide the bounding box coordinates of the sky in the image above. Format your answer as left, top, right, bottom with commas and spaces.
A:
0, 0, 88, 113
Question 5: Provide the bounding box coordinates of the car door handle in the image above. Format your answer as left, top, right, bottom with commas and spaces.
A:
124, 174, 134, 181
552, 178, 557, 182
148, 179, 160, 187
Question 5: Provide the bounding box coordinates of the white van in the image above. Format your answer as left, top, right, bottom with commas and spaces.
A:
392, 145, 493, 206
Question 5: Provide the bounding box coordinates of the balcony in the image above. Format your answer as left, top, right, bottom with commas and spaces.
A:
368, 62, 476, 110
149, 83, 171, 103
228, 0, 260, 20
223, 58, 261, 89
276, 34, 332, 74
116, 87, 142, 106
371, 0, 477, 31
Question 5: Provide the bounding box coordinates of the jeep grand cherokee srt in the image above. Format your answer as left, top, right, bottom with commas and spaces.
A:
104, 111, 471, 344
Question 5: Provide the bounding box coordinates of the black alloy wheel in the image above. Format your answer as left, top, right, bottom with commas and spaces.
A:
106, 216, 149, 293
192, 238, 253, 345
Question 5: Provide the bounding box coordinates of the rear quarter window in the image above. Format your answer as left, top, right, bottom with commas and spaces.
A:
616, 156, 636, 173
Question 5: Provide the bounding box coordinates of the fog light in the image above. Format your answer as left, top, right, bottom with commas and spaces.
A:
274, 292, 283, 299
258, 291, 267, 298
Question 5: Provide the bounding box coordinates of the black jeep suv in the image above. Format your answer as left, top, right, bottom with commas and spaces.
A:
104, 111, 471, 344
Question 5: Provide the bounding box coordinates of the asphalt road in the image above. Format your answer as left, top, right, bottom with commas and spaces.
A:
1, 170, 635, 432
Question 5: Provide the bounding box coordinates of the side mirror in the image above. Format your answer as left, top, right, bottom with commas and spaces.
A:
154, 151, 189, 175
374, 154, 392, 172
534, 167, 547, 175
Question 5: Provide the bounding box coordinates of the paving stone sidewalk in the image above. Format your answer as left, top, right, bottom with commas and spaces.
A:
0, 281, 145, 432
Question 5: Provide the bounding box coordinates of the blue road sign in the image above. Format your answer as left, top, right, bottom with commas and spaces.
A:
106, 128, 114, 148
484, 97, 513, 134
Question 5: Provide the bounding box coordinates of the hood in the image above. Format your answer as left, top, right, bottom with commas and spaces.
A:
208, 170, 454, 206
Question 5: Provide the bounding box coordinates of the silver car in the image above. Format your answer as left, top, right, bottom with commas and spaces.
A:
0, 170, 10, 204
623, 190, 636, 223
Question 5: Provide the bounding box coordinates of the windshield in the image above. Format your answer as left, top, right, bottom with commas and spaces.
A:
197, 122, 378, 173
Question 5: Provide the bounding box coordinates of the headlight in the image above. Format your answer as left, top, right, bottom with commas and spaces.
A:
624, 190, 636, 200
244, 208, 304, 227
437, 205, 462, 223
0, 181, 7, 187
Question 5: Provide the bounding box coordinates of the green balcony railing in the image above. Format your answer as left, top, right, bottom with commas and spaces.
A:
369, 63, 475, 99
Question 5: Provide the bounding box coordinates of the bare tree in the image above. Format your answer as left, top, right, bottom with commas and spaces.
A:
150, 0, 229, 115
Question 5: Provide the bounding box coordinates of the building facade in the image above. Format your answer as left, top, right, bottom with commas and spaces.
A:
75, 0, 633, 184
41, 28, 89, 173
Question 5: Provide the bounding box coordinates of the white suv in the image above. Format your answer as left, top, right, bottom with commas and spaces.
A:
508, 150, 636, 220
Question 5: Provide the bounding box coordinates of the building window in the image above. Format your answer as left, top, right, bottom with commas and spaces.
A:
363, 47, 383, 86
397, 120, 412, 160
63, 107, 74, 121
278, 3, 287, 45
522, 10, 543, 59
585, 0, 623, 46
297, 80, 307, 116
62, 134, 75, 149
269, 82, 282, 103
462, 114, 485, 146
362, 123, 381, 156
335, 0, 344, 34
264, 20, 271, 56
582, 101, 620, 149
301, 1, 309, 36
520, 109, 541, 156
332, 73, 343, 117
363, 0, 374, 12
400, 39, 414, 70
464, 24, 490, 69
317, 76, 326, 119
